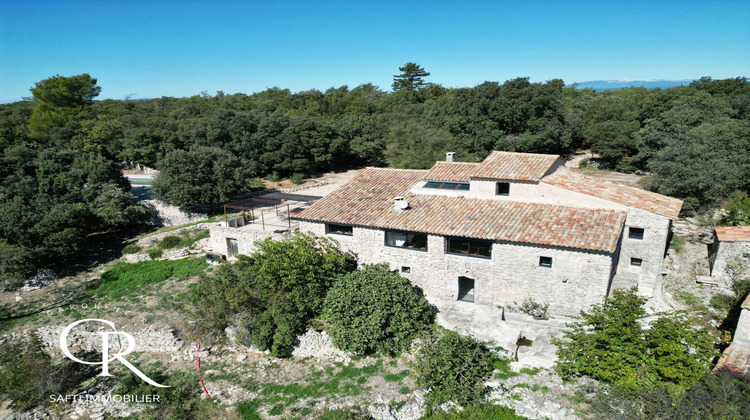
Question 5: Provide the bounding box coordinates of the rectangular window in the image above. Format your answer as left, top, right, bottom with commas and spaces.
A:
447, 237, 492, 258
539, 256, 553, 268
401, 266, 411, 274
631, 258, 643, 266
385, 231, 428, 251
458, 277, 475, 302
496, 182, 510, 196
327, 223, 353, 236
424, 181, 470, 191
628, 227, 645, 240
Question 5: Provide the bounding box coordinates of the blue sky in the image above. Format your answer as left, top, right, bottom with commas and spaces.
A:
1, 0, 748, 103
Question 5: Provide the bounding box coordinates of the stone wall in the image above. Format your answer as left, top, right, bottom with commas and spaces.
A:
142, 199, 207, 227
207, 224, 286, 257
711, 241, 750, 279
735, 302, 750, 350
300, 221, 615, 316
611, 207, 672, 296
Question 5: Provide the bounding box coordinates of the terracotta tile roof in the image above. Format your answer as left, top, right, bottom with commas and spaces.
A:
714, 345, 750, 377
716, 226, 750, 242
541, 171, 683, 218
423, 162, 480, 182
297, 168, 626, 253
471, 151, 560, 181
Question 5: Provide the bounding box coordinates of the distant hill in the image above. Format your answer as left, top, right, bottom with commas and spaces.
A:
567, 79, 694, 91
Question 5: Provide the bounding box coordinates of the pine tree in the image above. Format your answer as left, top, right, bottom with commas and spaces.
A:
392, 62, 431, 91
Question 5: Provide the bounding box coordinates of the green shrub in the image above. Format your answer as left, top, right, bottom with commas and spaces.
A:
323, 264, 434, 355
188, 232, 356, 355
267, 171, 280, 182
413, 328, 498, 410
147, 248, 163, 260
290, 173, 305, 185
710, 293, 735, 312
589, 369, 750, 420
669, 233, 684, 252
554, 289, 715, 390
115, 368, 221, 419
721, 191, 750, 226
159, 235, 181, 249
425, 402, 525, 419
121, 244, 142, 254
0, 336, 95, 411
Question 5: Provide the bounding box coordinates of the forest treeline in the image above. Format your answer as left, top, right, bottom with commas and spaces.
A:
2, 75, 748, 208
0, 73, 748, 286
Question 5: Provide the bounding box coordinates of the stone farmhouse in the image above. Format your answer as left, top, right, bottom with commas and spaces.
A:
295, 151, 683, 316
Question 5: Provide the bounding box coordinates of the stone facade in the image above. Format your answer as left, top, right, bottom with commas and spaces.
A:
710, 239, 750, 279
735, 299, 750, 349
611, 207, 672, 296
300, 221, 615, 316
412, 178, 672, 297
207, 224, 286, 258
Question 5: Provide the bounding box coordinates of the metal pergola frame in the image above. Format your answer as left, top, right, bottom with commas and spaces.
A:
223, 197, 292, 231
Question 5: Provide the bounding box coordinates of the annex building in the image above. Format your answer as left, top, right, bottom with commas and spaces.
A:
295, 151, 683, 316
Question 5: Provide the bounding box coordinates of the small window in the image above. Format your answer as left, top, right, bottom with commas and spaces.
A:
401, 266, 411, 273
628, 227, 644, 240
458, 277, 475, 302
447, 237, 492, 258
539, 256, 553, 268
631, 258, 643, 267
424, 181, 470, 191
327, 224, 353, 236
496, 182, 510, 196
743, 253, 750, 263
385, 231, 428, 250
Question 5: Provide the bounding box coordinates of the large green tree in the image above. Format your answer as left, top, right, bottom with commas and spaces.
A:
27, 73, 101, 142
151, 146, 253, 208
555, 289, 716, 390
392, 62, 431, 91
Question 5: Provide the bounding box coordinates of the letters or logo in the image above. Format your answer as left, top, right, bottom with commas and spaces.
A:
60, 319, 169, 388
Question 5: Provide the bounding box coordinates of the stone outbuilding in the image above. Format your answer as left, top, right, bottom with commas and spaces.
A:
294, 151, 682, 316
710, 226, 750, 279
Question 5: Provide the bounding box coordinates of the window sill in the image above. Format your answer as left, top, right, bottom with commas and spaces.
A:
446, 251, 491, 260
384, 245, 428, 252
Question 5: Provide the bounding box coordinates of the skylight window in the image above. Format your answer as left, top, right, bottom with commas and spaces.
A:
423, 181, 470, 191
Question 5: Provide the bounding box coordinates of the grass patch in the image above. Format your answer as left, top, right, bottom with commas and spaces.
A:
237, 400, 262, 420
383, 369, 410, 383
85, 258, 208, 300
254, 360, 384, 415
424, 402, 525, 419
675, 291, 702, 307
520, 367, 541, 376
121, 244, 142, 254
493, 358, 518, 380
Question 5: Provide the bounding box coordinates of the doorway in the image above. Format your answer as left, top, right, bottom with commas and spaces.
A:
458, 276, 475, 302
227, 238, 238, 257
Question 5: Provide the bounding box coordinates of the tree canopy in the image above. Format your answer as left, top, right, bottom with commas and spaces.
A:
392, 62, 431, 91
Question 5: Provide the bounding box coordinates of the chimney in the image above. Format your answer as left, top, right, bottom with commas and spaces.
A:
446, 152, 455, 162
393, 196, 409, 212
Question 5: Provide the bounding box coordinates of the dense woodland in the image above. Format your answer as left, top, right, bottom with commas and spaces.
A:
0, 70, 749, 286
